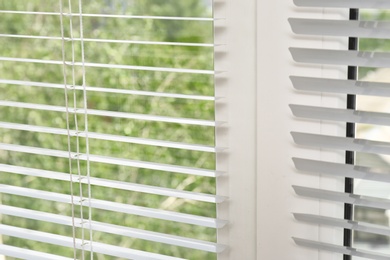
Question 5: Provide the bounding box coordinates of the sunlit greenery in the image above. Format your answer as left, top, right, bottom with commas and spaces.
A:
0, 1, 216, 259
359, 10, 390, 78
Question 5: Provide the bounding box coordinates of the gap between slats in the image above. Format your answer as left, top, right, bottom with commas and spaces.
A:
0, 185, 227, 228
0, 224, 184, 260
0, 142, 220, 177
0, 163, 226, 203
0, 205, 226, 253
293, 237, 390, 260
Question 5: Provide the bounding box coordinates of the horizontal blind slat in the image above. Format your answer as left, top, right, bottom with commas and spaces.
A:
0, 101, 217, 126
0, 164, 225, 203
0, 205, 226, 253
293, 0, 390, 9
0, 10, 216, 21
290, 48, 390, 68
290, 76, 390, 97
0, 143, 219, 177
293, 157, 390, 183
0, 185, 227, 228
293, 185, 390, 210
293, 237, 390, 260
0, 57, 215, 75
290, 18, 390, 39
0, 244, 73, 260
0, 121, 220, 152
0, 79, 216, 101
290, 104, 390, 126
0, 34, 216, 47
291, 132, 390, 155
0, 224, 184, 260
294, 213, 390, 237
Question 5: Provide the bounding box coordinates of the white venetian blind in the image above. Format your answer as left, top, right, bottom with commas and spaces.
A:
290, 0, 390, 259
0, 0, 226, 259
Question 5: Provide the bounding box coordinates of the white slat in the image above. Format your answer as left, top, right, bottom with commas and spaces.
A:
293, 0, 390, 8
0, 56, 215, 75
0, 143, 219, 177
293, 185, 390, 210
0, 100, 217, 126
290, 18, 390, 39
290, 48, 390, 68
0, 185, 228, 228
290, 76, 390, 97
0, 10, 216, 21
0, 33, 216, 47
0, 79, 216, 101
293, 157, 390, 183
0, 121, 220, 152
291, 132, 390, 155
290, 104, 390, 126
293, 237, 390, 260
0, 244, 73, 260
0, 164, 226, 203
0, 224, 184, 260
0, 205, 226, 253
294, 213, 390, 237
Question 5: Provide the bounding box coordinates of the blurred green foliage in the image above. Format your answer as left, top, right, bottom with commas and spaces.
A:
0, 0, 217, 259
359, 10, 390, 78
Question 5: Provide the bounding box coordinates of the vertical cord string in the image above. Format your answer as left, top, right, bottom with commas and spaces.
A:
66, 0, 86, 259
77, 0, 94, 258
59, 0, 77, 258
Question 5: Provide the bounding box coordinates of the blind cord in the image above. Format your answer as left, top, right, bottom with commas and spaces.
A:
77, 0, 94, 258
67, 0, 87, 258
59, 0, 78, 258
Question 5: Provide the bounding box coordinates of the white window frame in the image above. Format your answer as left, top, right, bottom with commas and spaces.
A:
216, 1, 348, 259
0, 1, 355, 259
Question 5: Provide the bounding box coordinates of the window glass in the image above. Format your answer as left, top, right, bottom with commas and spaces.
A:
354, 9, 390, 256
0, 1, 217, 259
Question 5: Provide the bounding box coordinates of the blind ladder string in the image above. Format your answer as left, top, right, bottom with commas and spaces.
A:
78, 0, 94, 257
67, 0, 87, 258
59, 0, 78, 258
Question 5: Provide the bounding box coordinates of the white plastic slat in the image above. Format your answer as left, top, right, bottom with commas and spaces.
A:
293, 237, 390, 260
0, 56, 215, 75
293, 157, 390, 183
0, 34, 215, 47
0, 121, 219, 152
0, 164, 226, 203
0, 224, 184, 260
0, 10, 216, 21
290, 104, 390, 126
0, 79, 215, 101
0, 143, 219, 177
0, 101, 217, 127
291, 132, 390, 155
0, 244, 73, 260
0, 205, 226, 253
290, 76, 390, 97
0, 185, 227, 228
293, 0, 390, 9
290, 18, 390, 39
293, 185, 390, 210
290, 48, 390, 68
294, 213, 390, 237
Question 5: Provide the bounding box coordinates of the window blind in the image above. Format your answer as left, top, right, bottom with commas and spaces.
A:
290, 0, 390, 259
0, 0, 226, 259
